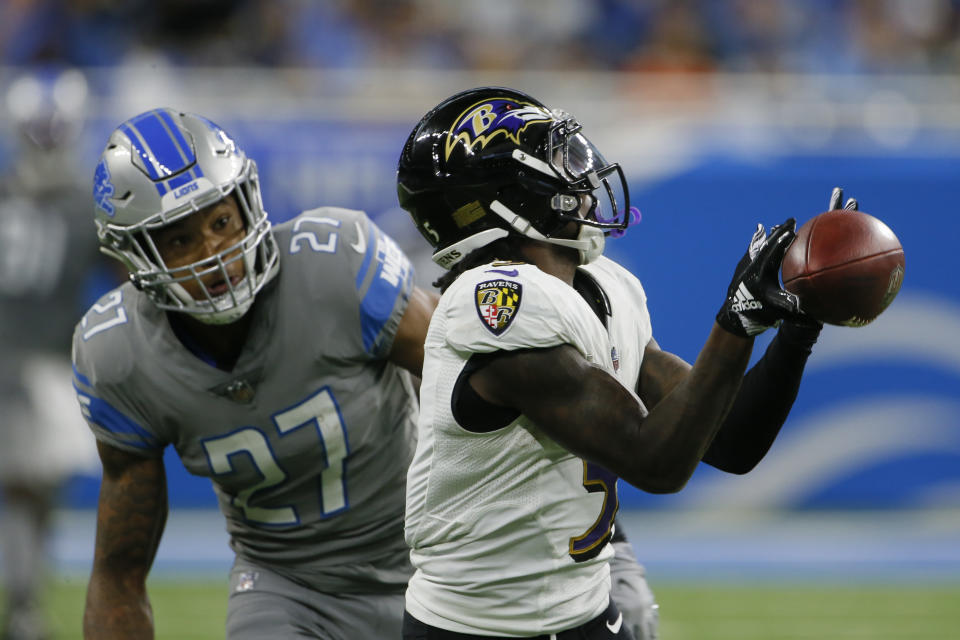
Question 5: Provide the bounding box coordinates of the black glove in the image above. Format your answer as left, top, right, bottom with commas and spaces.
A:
717, 219, 801, 337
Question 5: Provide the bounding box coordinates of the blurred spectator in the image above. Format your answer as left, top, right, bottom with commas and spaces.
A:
0, 0, 145, 67
436, 0, 598, 71
0, 66, 105, 640
852, 0, 960, 72
619, 0, 717, 73
2, 0, 958, 75
703, 0, 815, 73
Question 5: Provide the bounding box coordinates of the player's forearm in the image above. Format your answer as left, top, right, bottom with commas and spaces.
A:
631, 324, 753, 491
85, 445, 167, 638
703, 321, 819, 473
84, 571, 154, 639
83, 520, 163, 639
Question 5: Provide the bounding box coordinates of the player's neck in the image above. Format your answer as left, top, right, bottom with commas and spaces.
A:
167, 308, 255, 372
520, 241, 578, 286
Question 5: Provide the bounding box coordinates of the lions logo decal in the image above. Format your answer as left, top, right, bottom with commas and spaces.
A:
93, 159, 116, 217
445, 97, 554, 161
475, 279, 522, 336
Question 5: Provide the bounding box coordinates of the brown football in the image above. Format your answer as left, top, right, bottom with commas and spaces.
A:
781, 209, 905, 327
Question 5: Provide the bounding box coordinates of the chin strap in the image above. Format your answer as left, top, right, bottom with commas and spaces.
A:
489, 200, 604, 264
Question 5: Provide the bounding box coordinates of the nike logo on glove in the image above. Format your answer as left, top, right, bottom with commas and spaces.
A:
606, 612, 623, 634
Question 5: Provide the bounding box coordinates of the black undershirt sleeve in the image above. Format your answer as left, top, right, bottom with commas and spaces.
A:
701, 321, 821, 474
452, 352, 522, 433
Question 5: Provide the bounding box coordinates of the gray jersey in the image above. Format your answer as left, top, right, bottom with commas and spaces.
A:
72, 207, 417, 593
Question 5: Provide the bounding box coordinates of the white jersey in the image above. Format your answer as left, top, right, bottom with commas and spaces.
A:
405, 256, 653, 636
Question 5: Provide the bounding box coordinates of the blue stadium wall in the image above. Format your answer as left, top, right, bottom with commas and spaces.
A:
60, 116, 959, 512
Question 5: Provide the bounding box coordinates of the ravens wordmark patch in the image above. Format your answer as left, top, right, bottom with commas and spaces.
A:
475, 279, 522, 336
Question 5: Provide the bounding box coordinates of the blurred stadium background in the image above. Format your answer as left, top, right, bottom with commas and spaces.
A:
2, 0, 959, 638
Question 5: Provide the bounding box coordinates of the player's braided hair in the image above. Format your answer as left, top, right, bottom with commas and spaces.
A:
434, 235, 529, 293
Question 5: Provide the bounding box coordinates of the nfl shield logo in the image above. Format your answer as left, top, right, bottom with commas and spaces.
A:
234, 571, 259, 593
475, 279, 522, 336
209, 378, 257, 404
209, 367, 262, 404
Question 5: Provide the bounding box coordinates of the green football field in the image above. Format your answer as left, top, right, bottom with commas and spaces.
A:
32, 578, 960, 639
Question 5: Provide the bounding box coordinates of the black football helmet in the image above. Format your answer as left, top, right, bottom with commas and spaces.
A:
397, 86, 631, 268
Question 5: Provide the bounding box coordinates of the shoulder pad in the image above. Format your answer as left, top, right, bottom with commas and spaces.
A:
442, 263, 597, 357
73, 283, 143, 385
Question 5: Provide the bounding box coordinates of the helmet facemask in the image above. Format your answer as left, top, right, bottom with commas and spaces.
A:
488, 114, 631, 265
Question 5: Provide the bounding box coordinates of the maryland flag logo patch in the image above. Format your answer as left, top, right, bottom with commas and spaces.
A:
475, 279, 522, 336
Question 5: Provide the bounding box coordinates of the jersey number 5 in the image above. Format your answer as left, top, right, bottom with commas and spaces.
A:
569, 462, 619, 562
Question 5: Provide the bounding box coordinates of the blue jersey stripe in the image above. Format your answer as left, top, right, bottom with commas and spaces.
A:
72, 363, 91, 388
74, 385, 162, 450
360, 273, 400, 353
359, 230, 412, 353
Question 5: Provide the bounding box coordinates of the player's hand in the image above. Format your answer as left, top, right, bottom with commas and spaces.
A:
609, 541, 659, 640
716, 219, 801, 337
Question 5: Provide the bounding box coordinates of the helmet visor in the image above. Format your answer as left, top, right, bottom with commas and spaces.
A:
548, 121, 630, 232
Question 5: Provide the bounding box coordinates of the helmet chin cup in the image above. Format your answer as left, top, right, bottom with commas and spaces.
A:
573, 224, 605, 264
489, 200, 605, 264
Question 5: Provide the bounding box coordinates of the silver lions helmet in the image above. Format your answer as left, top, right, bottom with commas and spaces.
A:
93, 108, 279, 324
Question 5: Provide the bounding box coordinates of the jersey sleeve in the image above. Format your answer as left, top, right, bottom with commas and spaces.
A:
351, 211, 416, 357
71, 288, 168, 457
280, 207, 415, 360
442, 265, 601, 362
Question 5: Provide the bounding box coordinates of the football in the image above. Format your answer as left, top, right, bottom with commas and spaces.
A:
781, 209, 905, 327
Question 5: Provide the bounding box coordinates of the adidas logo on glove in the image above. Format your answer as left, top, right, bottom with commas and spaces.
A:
730, 283, 762, 312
